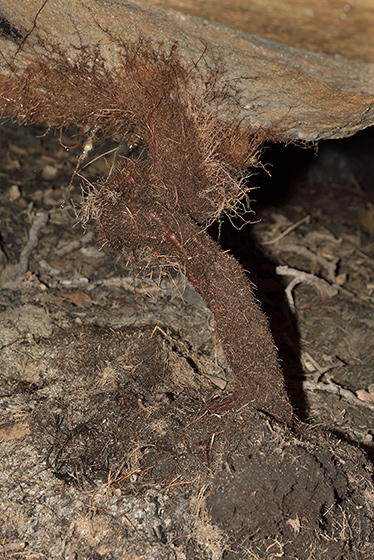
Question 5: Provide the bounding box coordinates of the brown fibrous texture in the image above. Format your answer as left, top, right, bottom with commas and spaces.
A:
1, 37, 265, 222
0, 33, 292, 421
84, 175, 292, 420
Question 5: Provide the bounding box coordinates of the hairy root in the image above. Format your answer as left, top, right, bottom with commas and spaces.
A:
1, 30, 291, 421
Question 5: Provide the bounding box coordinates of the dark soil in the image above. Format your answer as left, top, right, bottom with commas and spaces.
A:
1, 121, 374, 559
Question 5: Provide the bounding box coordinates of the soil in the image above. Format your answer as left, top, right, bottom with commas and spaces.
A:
1, 120, 374, 559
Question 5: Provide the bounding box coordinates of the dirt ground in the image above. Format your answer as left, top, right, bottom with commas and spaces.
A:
0, 121, 374, 559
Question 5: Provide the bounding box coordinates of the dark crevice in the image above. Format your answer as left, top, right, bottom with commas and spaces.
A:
0, 15, 24, 43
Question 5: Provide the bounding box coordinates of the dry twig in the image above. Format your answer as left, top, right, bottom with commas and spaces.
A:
276, 265, 338, 310
262, 215, 310, 245
275, 243, 338, 283
303, 378, 374, 413
16, 211, 49, 277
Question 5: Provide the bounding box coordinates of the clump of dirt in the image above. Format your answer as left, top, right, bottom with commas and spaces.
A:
30, 323, 220, 487
208, 416, 374, 559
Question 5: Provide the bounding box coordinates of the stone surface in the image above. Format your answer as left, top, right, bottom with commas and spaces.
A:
152, 0, 374, 63
0, 0, 373, 141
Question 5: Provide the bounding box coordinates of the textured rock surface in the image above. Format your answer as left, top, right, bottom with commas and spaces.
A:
152, 0, 374, 62
0, 0, 373, 141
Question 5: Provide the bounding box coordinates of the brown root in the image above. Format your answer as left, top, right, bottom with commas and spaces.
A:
84, 165, 292, 422
1, 30, 291, 421
1, 36, 265, 223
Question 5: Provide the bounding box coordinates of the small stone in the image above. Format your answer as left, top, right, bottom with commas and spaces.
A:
41, 164, 58, 180
8, 184, 21, 200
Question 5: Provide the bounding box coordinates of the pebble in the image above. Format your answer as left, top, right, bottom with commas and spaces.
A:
41, 164, 58, 180
8, 184, 21, 200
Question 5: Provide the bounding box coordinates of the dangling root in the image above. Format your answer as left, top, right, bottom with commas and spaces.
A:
1, 31, 291, 421
84, 167, 293, 423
